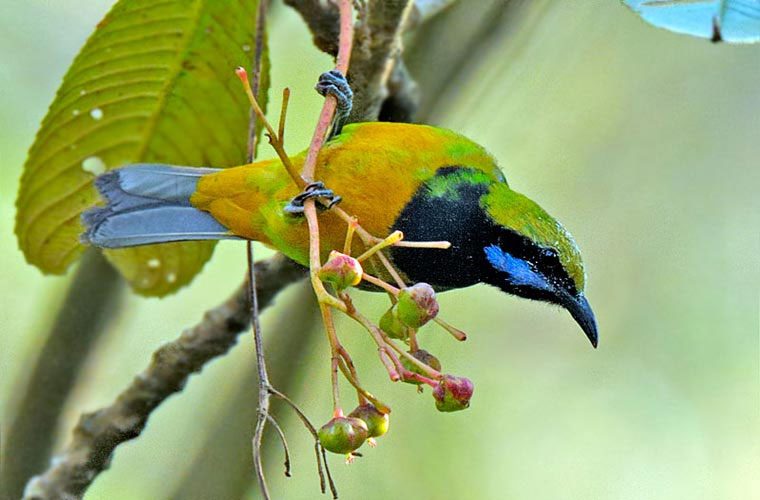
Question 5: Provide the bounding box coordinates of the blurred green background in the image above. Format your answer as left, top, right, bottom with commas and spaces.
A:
2, 1, 758, 499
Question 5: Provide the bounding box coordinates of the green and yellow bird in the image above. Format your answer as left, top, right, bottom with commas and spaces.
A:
82, 121, 598, 346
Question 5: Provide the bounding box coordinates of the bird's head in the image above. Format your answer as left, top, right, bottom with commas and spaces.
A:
479, 183, 598, 347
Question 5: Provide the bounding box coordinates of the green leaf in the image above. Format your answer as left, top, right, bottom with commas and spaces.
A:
623, 0, 760, 43
15, 0, 268, 296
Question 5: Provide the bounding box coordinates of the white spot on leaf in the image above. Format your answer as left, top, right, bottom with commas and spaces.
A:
147, 258, 161, 269
166, 272, 177, 283
242, 44, 251, 52
90, 108, 103, 120
81, 156, 106, 176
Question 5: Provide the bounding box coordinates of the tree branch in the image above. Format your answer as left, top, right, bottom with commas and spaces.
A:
22, 255, 306, 500
346, 0, 415, 121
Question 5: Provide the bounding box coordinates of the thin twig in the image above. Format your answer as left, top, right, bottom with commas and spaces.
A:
237, 68, 304, 188
433, 317, 468, 341
265, 415, 292, 477
278, 88, 291, 145
247, 0, 268, 163
336, 345, 366, 404
335, 355, 389, 413
245, 2, 277, 498
269, 387, 338, 498
361, 273, 399, 295
321, 445, 338, 499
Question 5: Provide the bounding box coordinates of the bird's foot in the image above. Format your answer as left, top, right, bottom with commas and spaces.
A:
284, 181, 342, 215
315, 70, 353, 138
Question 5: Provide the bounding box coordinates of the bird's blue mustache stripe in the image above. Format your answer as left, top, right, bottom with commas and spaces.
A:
484, 245, 551, 291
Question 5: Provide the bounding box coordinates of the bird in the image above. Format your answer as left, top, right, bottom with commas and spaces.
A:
82, 121, 599, 347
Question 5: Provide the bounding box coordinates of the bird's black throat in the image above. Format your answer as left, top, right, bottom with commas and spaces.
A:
390, 166, 491, 290
390, 166, 577, 303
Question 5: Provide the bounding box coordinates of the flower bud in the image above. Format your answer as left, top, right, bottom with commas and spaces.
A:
396, 283, 439, 329
401, 349, 441, 385
318, 416, 369, 455
318, 251, 363, 290
348, 404, 389, 438
432, 375, 474, 412
379, 305, 409, 340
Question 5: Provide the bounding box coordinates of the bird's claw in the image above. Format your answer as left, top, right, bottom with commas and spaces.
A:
316, 70, 353, 137
284, 181, 342, 215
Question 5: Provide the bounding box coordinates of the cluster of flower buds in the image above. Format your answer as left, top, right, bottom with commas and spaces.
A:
318, 250, 363, 290
316, 262, 475, 456
319, 403, 389, 456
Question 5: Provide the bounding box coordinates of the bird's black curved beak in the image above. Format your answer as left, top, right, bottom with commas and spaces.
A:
565, 293, 598, 348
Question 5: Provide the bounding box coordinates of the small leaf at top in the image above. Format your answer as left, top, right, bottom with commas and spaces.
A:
15, 0, 268, 296
623, 0, 760, 43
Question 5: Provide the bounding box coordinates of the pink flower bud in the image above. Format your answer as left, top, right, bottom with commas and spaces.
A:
318, 250, 363, 290
432, 375, 474, 412
396, 283, 439, 329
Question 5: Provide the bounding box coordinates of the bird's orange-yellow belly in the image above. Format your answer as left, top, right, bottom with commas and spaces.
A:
190, 161, 416, 273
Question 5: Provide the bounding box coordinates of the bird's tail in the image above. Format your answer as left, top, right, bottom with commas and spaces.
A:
81, 164, 241, 248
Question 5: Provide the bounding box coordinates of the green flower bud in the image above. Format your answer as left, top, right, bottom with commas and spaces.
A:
318, 251, 363, 290
396, 283, 439, 329
379, 304, 409, 340
433, 375, 474, 412
401, 349, 442, 385
318, 416, 369, 455
348, 404, 389, 438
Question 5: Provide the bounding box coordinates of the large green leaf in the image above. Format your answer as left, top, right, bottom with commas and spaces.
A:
15, 0, 267, 296
623, 0, 760, 43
